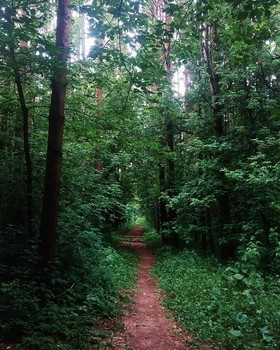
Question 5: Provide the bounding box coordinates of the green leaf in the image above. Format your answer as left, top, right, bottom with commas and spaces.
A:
229, 329, 242, 337
233, 273, 244, 280
260, 326, 275, 343
236, 312, 248, 323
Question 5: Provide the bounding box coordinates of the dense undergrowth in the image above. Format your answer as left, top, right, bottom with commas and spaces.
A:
153, 246, 280, 350
0, 234, 138, 350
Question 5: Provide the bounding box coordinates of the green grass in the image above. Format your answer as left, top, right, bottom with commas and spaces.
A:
105, 246, 139, 291
153, 247, 280, 350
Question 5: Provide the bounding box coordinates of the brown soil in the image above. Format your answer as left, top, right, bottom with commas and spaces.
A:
111, 227, 190, 350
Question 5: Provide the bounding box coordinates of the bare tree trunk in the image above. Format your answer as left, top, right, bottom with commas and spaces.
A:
163, 1, 179, 247
94, 35, 104, 172
148, 0, 178, 246
159, 162, 168, 242
95, 84, 103, 171
40, 0, 72, 269
15, 72, 33, 237
0, 111, 8, 150
6, 8, 33, 237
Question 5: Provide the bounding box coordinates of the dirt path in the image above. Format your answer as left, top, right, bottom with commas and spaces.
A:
112, 227, 190, 350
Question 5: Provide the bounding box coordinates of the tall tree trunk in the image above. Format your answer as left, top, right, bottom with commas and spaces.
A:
166, 114, 179, 246
15, 72, 33, 237
159, 162, 168, 242
6, 8, 33, 237
0, 111, 7, 150
154, 200, 160, 232
95, 36, 104, 171
148, 0, 178, 245
40, 0, 72, 269
77, 10, 86, 60
163, 1, 179, 247
203, 23, 231, 258
95, 85, 103, 171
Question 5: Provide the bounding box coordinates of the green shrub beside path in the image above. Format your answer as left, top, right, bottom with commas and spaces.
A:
154, 248, 280, 350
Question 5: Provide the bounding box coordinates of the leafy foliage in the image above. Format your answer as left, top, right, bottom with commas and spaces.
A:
0, 240, 138, 349
1, 0, 280, 348
142, 230, 162, 249
154, 248, 280, 349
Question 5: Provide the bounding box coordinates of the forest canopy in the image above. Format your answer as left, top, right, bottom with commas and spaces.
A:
0, 0, 280, 348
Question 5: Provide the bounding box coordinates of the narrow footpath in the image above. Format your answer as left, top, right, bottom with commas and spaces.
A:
111, 227, 190, 350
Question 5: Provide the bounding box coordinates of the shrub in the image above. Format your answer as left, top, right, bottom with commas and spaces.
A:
0, 239, 138, 349
142, 230, 162, 249
154, 248, 280, 350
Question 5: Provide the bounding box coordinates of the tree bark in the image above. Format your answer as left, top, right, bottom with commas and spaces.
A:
95, 36, 104, 171
6, 7, 33, 237
15, 72, 33, 238
159, 162, 168, 242
203, 23, 231, 258
40, 0, 72, 269
163, 1, 179, 247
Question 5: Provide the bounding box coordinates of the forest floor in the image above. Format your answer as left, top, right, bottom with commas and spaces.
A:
108, 226, 191, 350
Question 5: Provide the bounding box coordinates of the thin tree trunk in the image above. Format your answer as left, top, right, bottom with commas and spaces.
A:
154, 200, 160, 232
95, 36, 104, 171
95, 85, 103, 171
40, 0, 72, 269
6, 8, 33, 237
203, 23, 231, 258
159, 162, 168, 242
0, 112, 7, 150
148, 0, 178, 245
163, 1, 179, 247
15, 72, 33, 238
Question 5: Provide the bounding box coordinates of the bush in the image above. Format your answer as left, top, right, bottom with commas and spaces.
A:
142, 230, 162, 249
153, 248, 280, 350
0, 239, 139, 349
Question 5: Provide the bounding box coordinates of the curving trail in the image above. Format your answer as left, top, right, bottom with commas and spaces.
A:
112, 227, 190, 350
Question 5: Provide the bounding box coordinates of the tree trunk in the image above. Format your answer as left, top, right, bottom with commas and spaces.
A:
166, 116, 179, 246
159, 162, 168, 242
95, 86, 103, 171
40, 0, 72, 269
0, 113, 7, 150
6, 8, 33, 237
163, 1, 179, 247
95, 37, 104, 171
203, 23, 231, 258
154, 200, 160, 233
15, 73, 33, 238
